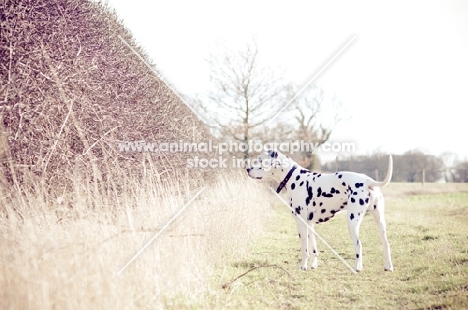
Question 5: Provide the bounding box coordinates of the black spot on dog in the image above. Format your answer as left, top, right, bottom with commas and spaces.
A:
300, 181, 304, 186
359, 198, 364, 205
350, 213, 355, 220
319, 202, 323, 206
338, 174, 343, 178
351, 197, 355, 203
353, 192, 358, 196
300, 169, 309, 174
331, 210, 336, 214
374, 204, 377, 210
295, 175, 300, 181
330, 187, 336, 194
343, 201, 348, 205
365, 198, 369, 203
291, 183, 295, 190
305, 181, 313, 205
317, 174, 321, 178
270, 151, 278, 158
295, 207, 301, 215
335, 190, 340, 194
356, 253, 360, 259
308, 212, 314, 221
317, 187, 322, 197
355, 182, 364, 188
318, 218, 324, 223
321, 209, 326, 213
342, 182, 346, 187
313, 201, 316, 207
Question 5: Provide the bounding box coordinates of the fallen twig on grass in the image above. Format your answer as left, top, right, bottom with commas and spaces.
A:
221, 264, 293, 290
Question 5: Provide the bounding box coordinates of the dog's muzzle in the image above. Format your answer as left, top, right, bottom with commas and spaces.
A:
246, 168, 262, 180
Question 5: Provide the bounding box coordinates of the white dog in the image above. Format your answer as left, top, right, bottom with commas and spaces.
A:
246, 150, 393, 272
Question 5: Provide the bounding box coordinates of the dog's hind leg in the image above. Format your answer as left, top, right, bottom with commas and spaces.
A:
370, 190, 393, 271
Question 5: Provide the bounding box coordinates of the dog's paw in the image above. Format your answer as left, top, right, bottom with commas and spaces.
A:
384, 261, 393, 272
297, 265, 308, 271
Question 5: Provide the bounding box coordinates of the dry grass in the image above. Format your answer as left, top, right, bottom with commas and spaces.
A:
0, 170, 274, 309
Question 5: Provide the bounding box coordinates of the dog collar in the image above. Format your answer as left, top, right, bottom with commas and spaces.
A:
276, 166, 297, 193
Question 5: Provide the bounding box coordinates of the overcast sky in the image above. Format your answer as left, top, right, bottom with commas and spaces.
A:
105, 0, 468, 161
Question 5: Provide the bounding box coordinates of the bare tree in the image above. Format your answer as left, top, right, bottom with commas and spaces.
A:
452, 160, 468, 182
198, 39, 341, 163
287, 84, 342, 169
395, 149, 444, 182
440, 151, 458, 182
199, 39, 286, 158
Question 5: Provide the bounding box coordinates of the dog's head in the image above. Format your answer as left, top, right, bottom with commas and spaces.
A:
246, 149, 291, 180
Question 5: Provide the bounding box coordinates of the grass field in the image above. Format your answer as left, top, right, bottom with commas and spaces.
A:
2, 181, 468, 309
204, 183, 468, 309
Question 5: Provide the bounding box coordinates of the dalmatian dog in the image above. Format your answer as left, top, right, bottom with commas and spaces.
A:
246, 149, 393, 272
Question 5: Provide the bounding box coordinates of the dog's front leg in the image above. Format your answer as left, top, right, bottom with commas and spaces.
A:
295, 218, 309, 270
347, 207, 365, 272
308, 225, 318, 269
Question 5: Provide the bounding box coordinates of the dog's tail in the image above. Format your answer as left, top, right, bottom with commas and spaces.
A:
369, 155, 393, 188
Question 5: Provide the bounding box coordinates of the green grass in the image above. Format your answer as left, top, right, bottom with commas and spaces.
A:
204, 185, 468, 309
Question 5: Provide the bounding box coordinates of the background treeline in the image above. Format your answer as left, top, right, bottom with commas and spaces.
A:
322, 149, 468, 183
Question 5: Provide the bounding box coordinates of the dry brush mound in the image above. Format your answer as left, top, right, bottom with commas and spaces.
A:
0, 0, 211, 192
0, 2, 277, 306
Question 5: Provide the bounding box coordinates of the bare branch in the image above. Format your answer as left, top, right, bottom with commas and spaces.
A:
221, 264, 293, 290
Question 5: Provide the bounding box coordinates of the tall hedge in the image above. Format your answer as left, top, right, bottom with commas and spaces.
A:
0, 0, 211, 190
